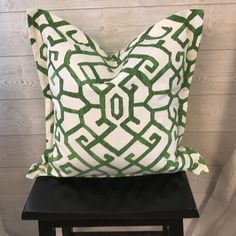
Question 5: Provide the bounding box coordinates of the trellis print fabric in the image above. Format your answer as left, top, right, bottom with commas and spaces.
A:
26, 9, 208, 178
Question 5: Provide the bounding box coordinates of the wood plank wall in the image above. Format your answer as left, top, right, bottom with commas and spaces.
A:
0, 1, 236, 235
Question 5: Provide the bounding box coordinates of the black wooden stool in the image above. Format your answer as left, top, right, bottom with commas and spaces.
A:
21, 172, 199, 236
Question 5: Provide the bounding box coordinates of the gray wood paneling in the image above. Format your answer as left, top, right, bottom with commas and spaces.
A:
0, 10, 102, 57
182, 132, 236, 165
193, 50, 236, 95
186, 95, 236, 132
0, 167, 32, 194
1, 0, 236, 12
0, 99, 44, 135
0, 135, 45, 167
100, 5, 236, 51
0, 56, 41, 99
1, 4, 236, 56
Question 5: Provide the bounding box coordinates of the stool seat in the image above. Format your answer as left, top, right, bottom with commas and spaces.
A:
22, 172, 199, 235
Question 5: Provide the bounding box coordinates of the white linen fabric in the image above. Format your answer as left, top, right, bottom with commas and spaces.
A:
188, 146, 236, 236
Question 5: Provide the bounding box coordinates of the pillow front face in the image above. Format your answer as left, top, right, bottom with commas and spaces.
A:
27, 9, 208, 178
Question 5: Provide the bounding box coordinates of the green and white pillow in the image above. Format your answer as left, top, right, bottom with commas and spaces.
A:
26, 9, 208, 178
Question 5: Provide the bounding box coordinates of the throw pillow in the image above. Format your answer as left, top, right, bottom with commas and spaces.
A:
26, 8, 208, 178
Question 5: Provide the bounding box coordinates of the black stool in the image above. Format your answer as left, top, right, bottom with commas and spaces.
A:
21, 172, 199, 236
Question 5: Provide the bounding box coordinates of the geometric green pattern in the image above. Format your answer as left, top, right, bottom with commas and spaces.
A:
26, 9, 209, 178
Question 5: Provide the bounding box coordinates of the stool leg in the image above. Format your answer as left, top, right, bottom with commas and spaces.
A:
38, 221, 55, 236
163, 225, 168, 236
169, 219, 184, 236
62, 226, 73, 236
